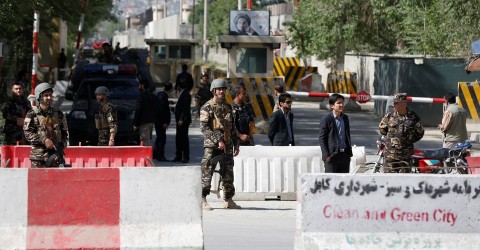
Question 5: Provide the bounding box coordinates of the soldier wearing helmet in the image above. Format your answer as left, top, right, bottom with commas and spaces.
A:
199, 79, 241, 211
95, 86, 117, 146
379, 93, 424, 173
23, 83, 68, 168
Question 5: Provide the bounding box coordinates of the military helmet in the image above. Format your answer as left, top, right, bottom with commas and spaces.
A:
210, 79, 227, 91
34, 82, 53, 100
95, 86, 109, 96
393, 93, 407, 103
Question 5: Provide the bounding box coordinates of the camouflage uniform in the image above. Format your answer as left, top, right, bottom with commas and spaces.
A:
1, 96, 31, 145
379, 94, 424, 173
200, 100, 239, 200
96, 102, 117, 146
24, 107, 68, 168
231, 101, 255, 146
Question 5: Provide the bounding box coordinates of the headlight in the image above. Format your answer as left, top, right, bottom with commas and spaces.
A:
70, 110, 87, 119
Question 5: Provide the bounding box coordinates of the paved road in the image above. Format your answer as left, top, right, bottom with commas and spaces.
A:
59, 98, 479, 249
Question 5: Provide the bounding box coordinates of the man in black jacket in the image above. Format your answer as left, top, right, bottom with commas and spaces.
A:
133, 81, 156, 146
154, 82, 172, 161
268, 93, 294, 146
319, 94, 352, 173
173, 82, 192, 163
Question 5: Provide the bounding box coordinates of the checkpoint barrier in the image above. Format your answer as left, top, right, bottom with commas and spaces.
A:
458, 81, 480, 120
295, 174, 480, 249
326, 71, 358, 94
1, 145, 153, 168
466, 156, 480, 174
273, 57, 301, 77
0, 167, 203, 249
212, 146, 365, 201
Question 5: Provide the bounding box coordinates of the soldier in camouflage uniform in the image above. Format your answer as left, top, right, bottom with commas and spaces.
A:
379, 93, 424, 173
1, 82, 31, 145
95, 86, 117, 146
231, 85, 255, 146
200, 79, 241, 211
24, 83, 68, 168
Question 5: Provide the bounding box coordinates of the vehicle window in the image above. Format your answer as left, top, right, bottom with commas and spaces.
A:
77, 80, 139, 99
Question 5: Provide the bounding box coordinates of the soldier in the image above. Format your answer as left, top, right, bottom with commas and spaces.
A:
379, 93, 424, 173
231, 85, 255, 146
2, 82, 31, 145
24, 83, 68, 168
200, 79, 241, 210
95, 86, 117, 146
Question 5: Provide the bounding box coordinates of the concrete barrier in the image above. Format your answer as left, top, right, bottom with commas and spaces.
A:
1, 145, 153, 168
0, 167, 202, 249
295, 174, 480, 249
211, 146, 365, 201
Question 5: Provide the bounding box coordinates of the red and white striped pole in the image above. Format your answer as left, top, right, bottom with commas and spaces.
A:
29, 10, 40, 106
288, 91, 446, 104
74, 0, 88, 62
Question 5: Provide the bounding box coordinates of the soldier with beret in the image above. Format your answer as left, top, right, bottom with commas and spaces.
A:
379, 93, 424, 173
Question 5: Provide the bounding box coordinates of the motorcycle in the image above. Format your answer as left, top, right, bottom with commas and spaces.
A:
366, 136, 471, 174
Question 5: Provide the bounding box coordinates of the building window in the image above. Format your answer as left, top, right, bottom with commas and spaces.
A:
155, 45, 166, 59
236, 48, 267, 74
168, 45, 192, 59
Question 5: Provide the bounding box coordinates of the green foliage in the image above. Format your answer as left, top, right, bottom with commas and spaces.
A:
286, 0, 480, 64
0, 0, 114, 102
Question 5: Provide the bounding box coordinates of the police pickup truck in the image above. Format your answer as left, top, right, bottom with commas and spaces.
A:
66, 63, 140, 146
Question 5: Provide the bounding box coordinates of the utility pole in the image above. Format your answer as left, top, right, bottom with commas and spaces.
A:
202, 0, 208, 62
238, 0, 242, 10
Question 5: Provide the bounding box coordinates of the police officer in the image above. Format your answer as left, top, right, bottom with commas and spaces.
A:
1, 82, 31, 145
231, 85, 255, 146
24, 83, 68, 168
379, 93, 424, 173
200, 79, 241, 210
95, 86, 117, 146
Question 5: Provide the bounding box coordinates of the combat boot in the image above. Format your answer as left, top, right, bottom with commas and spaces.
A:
223, 198, 241, 209
202, 197, 213, 211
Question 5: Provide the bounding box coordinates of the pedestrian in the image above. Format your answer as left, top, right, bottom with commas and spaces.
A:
1, 82, 32, 145
231, 85, 255, 146
437, 93, 468, 149
200, 79, 241, 210
195, 74, 212, 119
272, 84, 285, 112
98, 42, 120, 64
176, 64, 194, 92
154, 82, 172, 161
133, 81, 156, 146
94, 86, 117, 146
172, 81, 191, 163
23, 83, 68, 168
268, 93, 294, 146
318, 94, 353, 173
379, 93, 424, 173
57, 48, 67, 80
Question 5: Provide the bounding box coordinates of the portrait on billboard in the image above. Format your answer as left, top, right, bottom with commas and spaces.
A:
229, 10, 270, 36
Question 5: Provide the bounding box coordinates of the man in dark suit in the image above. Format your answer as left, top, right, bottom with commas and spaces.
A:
175, 64, 194, 92
319, 94, 352, 173
268, 93, 294, 146
154, 82, 172, 161
173, 82, 192, 163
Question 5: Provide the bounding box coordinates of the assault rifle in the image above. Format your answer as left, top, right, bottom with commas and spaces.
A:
46, 143, 71, 168
210, 154, 226, 199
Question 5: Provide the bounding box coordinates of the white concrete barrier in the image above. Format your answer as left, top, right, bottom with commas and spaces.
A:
0, 167, 203, 249
212, 146, 365, 200
296, 174, 480, 250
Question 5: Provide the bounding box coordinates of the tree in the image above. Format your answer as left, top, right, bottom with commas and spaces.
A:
285, 0, 480, 67
0, 0, 114, 101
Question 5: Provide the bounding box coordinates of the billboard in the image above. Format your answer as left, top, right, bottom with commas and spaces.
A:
229, 10, 270, 36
